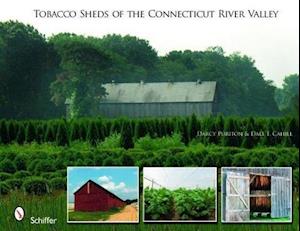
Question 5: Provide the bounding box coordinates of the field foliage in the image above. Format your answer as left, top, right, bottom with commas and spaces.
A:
144, 187, 215, 220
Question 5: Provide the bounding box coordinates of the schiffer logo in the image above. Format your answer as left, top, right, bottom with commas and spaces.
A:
14, 206, 25, 221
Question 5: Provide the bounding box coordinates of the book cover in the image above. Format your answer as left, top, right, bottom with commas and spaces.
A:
0, 0, 298, 230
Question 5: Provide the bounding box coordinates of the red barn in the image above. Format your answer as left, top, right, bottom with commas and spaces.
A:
74, 180, 126, 212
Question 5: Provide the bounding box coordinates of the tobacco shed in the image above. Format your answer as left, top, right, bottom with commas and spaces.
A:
97, 81, 217, 118
74, 180, 126, 212
222, 167, 292, 222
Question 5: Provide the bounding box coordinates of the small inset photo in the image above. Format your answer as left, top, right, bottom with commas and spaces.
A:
143, 167, 217, 222
67, 167, 139, 223
221, 167, 292, 223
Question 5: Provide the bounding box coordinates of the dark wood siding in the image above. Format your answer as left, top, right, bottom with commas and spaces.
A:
74, 181, 126, 212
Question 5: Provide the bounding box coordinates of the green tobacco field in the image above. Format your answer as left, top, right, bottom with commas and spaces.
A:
144, 187, 216, 221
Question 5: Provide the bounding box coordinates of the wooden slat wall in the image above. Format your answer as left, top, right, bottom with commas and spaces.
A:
271, 176, 291, 218
224, 171, 250, 222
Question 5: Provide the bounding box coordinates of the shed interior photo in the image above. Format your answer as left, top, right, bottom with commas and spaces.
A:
222, 168, 292, 222
250, 174, 271, 217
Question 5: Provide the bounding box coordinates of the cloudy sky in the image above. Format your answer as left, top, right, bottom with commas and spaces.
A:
144, 167, 216, 189
0, 0, 298, 86
68, 167, 138, 203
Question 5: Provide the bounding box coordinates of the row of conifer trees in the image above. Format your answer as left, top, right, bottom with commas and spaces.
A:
0, 115, 298, 148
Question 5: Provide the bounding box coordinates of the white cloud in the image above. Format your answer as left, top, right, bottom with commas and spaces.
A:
98, 175, 111, 183
97, 175, 137, 195
101, 181, 126, 191
122, 187, 137, 194
98, 175, 127, 191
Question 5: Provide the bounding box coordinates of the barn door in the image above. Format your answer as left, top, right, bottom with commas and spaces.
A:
225, 172, 250, 222
271, 176, 291, 218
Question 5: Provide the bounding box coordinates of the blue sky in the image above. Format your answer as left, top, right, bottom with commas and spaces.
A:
68, 167, 138, 203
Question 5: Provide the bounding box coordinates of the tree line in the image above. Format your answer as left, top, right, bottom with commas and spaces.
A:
1, 21, 298, 118
0, 115, 298, 148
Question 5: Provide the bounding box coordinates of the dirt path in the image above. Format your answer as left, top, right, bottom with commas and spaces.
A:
107, 204, 138, 221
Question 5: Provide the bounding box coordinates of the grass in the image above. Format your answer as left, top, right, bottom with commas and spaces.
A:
68, 207, 122, 221
250, 214, 291, 222
0, 191, 298, 231
251, 217, 291, 222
